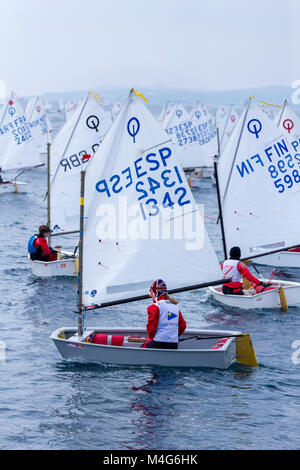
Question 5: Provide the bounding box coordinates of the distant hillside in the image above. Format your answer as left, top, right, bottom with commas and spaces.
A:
40, 85, 297, 108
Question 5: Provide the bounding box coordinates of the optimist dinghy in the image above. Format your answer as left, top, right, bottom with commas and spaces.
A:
208, 279, 300, 310
0, 92, 44, 192
0, 181, 28, 194
51, 89, 258, 369
248, 98, 300, 268
211, 97, 300, 306
29, 92, 112, 277
28, 250, 78, 277
50, 327, 257, 369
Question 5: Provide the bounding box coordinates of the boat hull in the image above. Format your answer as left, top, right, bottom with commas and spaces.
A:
29, 256, 78, 277
0, 182, 28, 194
50, 327, 241, 369
253, 251, 300, 268
208, 279, 300, 309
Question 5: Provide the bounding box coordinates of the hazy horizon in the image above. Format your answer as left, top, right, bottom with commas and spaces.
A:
0, 0, 299, 97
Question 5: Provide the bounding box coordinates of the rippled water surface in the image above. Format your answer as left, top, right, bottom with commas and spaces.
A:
1, 116, 300, 450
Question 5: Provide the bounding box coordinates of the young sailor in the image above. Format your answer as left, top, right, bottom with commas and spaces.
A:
143, 279, 186, 349
222, 246, 271, 295
28, 225, 57, 262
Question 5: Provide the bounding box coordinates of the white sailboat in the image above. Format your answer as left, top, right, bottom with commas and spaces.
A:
26, 96, 52, 157
51, 89, 258, 369
111, 102, 121, 120
216, 105, 240, 153
208, 97, 300, 309
189, 101, 218, 176
64, 99, 80, 121
29, 91, 112, 277
159, 101, 173, 124
0, 92, 44, 193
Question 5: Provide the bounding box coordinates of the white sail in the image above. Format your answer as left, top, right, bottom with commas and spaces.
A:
0, 92, 43, 172
111, 102, 121, 120
26, 96, 52, 151
218, 97, 300, 259
159, 101, 173, 123
49, 92, 112, 233
189, 101, 218, 166
65, 99, 80, 121
164, 102, 207, 169
274, 99, 300, 142
82, 89, 222, 307
216, 105, 239, 153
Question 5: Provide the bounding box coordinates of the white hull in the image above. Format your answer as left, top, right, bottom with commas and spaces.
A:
50, 327, 244, 369
208, 279, 300, 309
29, 255, 78, 277
253, 251, 300, 268
0, 182, 28, 194
186, 168, 215, 188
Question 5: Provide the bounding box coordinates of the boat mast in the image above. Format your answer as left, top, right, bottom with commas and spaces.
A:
47, 142, 51, 245
50, 93, 90, 183
78, 170, 85, 336
214, 127, 227, 260
0, 92, 13, 127
276, 98, 287, 128
222, 99, 250, 202
219, 105, 232, 150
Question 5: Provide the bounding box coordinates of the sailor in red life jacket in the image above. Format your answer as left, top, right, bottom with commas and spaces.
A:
30, 225, 57, 262
222, 246, 271, 295
142, 279, 186, 349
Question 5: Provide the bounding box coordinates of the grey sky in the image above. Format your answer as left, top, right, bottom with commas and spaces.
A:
0, 0, 298, 96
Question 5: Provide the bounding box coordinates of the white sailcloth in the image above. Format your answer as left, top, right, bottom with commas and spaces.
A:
0, 92, 43, 172
164, 102, 207, 169
218, 97, 300, 259
49, 92, 112, 233
82, 89, 222, 307
159, 101, 173, 123
189, 102, 218, 166
111, 102, 121, 120
65, 99, 80, 121
26, 96, 52, 151
274, 99, 300, 141
216, 105, 239, 153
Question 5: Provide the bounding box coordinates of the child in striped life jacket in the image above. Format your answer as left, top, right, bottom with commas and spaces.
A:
222, 246, 273, 295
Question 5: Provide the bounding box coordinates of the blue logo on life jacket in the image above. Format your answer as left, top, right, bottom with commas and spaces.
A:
168, 311, 177, 321
27, 235, 37, 254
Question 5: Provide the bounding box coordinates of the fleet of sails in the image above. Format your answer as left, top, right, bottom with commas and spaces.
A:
2, 86, 300, 367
